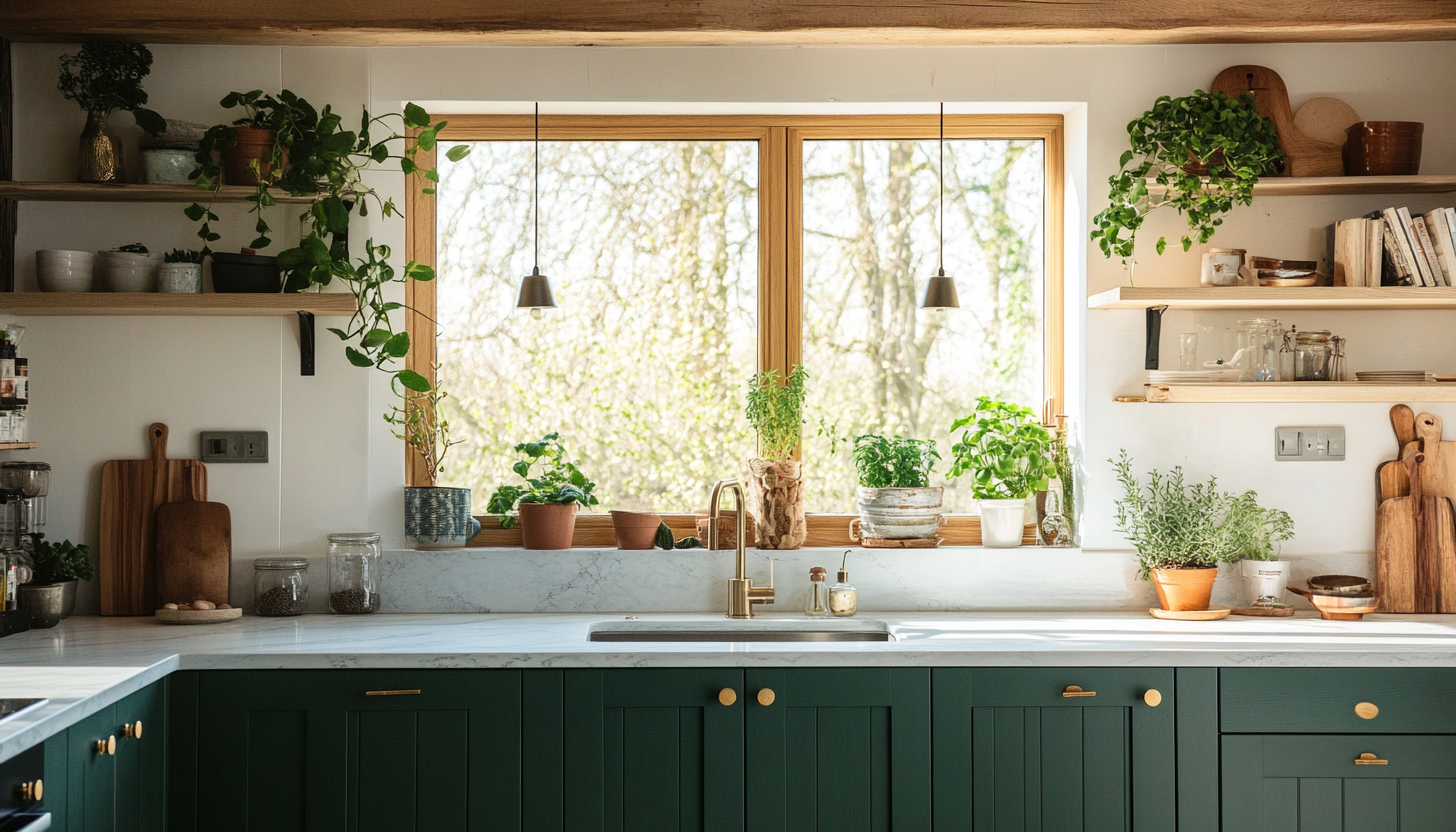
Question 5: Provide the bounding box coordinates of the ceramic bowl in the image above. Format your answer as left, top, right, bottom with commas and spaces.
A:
97, 250, 161, 293
1344, 121, 1424, 176
35, 250, 96, 292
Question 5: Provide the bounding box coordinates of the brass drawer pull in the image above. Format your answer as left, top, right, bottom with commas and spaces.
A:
365, 689, 422, 696
123, 720, 142, 738
1062, 685, 1096, 698
757, 688, 776, 706
1355, 702, 1379, 720
1355, 753, 1388, 766
19, 780, 41, 802
95, 736, 115, 756
1143, 689, 1163, 707
718, 688, 737, 706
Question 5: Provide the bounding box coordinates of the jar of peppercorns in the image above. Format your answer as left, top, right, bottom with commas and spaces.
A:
327, 532, 381, 614
253, 558, 309, 616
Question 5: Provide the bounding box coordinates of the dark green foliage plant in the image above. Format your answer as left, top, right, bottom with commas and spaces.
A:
57, 41, 165, 135
852, 434, 939, 489
745, 364, 809, 461
163, 249, 204, 264
27, 534, 96, 585
947, 397, 1055, 500
655, 522, 676, 551
486, 434, 600, 527
1090, 90, 1283, 281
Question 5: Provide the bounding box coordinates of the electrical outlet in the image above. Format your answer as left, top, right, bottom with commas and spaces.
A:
1275, 426, 1345, 461
201, 431, 269, 463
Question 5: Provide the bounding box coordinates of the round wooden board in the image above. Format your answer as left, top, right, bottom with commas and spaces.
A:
1148, 606, 1231, 621
859, 536, 942, 549
1293, 97, 1360, 147
155, 607, 242, 625
1232, 604, 1296, 617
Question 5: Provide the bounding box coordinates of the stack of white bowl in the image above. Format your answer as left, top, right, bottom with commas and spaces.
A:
96, 250, 162, 292
35, 250, 96, 292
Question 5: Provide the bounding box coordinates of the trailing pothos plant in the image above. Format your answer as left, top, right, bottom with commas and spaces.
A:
1090, 90, 1284, 283
386, 364, 462, 487
852, 434, 939, 489
947, 397, 1056, 500
485, 434, 600, 528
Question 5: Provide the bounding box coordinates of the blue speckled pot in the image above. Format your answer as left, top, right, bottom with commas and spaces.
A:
404, 487, 481, 549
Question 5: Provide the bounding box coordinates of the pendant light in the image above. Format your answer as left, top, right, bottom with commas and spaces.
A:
516, 103, 557, 319
920, 102, 960, 310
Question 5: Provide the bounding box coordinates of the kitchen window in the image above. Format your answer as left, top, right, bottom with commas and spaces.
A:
406, 115, 1064, 544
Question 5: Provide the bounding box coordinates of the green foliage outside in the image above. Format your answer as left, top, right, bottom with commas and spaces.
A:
852, 435, 939, 489
947, 397, 1055, 500
27, 534, 96, 585
485, 434, 600, 528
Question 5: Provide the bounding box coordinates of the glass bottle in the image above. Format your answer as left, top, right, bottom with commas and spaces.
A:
253, 558, 308, 616
805, 567, 828, 616
828, 551, 858, 618
328, 532, 381, 614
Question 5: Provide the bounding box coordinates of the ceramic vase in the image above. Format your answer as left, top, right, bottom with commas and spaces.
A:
79, 111, 123, 183
404, 486, 480, 549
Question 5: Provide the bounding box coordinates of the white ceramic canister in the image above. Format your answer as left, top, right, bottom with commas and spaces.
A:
978, 498, 1027, 548
1200, 248, 1246, 287
1240, 559, 1290, 605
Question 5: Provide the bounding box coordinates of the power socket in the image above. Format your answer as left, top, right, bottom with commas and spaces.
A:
200, 431, 269, 463
1275, 426, 1345, 461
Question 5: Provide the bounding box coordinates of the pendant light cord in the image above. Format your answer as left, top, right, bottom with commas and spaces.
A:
938, 102, 945, 277
533, 102, 540, 270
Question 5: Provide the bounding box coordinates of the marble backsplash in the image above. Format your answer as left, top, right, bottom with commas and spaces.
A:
259, 547, 1378, 615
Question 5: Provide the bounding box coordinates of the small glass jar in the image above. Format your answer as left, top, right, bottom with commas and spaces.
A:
328, 532, 381, 614
1294, 330, 1335, 381
254, 558, 308, 616
805, 567, 828, 617
1236, 318, 1282, 382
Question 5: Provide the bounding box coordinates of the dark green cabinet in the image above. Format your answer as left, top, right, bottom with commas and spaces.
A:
115, 681, 168, 832
66, 706, 117, 832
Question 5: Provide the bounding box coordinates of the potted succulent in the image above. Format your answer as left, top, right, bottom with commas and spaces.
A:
1225, 491, 1296, 607
743, 364, 809, 550
1090, 89, 1283, 284
486, 434, 599, 550
18, 534, 95, 629
850, 434, 943, 542
158, 249, 205, 294
948, 397, 1055, 548
389, 373, 478, 549
56, 40, 166, 183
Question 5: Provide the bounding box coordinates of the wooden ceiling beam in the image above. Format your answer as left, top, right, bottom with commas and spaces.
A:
3, 1, 1455, 46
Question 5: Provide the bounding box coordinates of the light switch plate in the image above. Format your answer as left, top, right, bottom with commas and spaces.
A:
1275, 426, 1345, 461
200, 431, 269, 463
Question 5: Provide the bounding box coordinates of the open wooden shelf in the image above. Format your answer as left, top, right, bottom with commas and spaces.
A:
0, 443, 37, 451
0, 293, 356, 316
1137, 382, 1456, 403
1089, 286, 1456, 311
1145, 174, 1456, 197
0, 181, 320, 204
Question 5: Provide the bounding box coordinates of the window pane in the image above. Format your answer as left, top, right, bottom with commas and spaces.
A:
435, 140, 758, 512
800, 139, 1045, 513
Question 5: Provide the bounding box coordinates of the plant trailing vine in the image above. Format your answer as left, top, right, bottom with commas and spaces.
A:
386, 364, 462, 487
947, 397, 1055, 500
852, 434, 940, 489
57, 41, 165, 135
744, 364, 809, 462
1090, 90, 1284, 283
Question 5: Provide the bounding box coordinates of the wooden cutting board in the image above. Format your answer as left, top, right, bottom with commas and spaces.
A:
1377, 411, 1456, 504
99, 423, 207, 615
155, 498, 231, 609
1211, 65, 1344, 177
1377, 443, 1456, 613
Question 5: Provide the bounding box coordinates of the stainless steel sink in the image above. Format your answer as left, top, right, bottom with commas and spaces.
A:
588, 619, 894, 642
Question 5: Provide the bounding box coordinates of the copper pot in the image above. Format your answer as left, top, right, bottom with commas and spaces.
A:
1344, 121, 1423, 176
1152, 567, 1219, 611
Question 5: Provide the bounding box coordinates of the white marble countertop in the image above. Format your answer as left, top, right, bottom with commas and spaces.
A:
5, 610, 1456, 764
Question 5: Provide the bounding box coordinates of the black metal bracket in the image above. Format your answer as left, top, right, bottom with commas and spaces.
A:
297, 311, 316, 376
1145, 305, 1169, 370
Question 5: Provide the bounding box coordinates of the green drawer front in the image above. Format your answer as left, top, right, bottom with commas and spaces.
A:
1221, 668, 1456, 733
970, 667, 1173, 708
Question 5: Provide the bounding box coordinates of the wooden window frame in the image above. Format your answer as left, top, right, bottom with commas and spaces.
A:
405, 114, 1064, 548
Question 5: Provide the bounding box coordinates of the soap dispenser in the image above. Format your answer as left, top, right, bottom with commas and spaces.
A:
805, 567, 828, 617
828, 550, 858, 617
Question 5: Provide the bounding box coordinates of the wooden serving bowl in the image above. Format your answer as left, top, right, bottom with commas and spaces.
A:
1286, 585, 1380, 620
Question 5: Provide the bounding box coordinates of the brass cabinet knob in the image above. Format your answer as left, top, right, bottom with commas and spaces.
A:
757, 688, 776, 706
123, 720, 142, 739
718, 688, 737, 706
96, 736, 116, 756
1355, 702, 1379, 720
1355, 752, 1389, 766
1143, 689, 1163, 707
18, 780, 41, 802
1062, 685, 1096, 698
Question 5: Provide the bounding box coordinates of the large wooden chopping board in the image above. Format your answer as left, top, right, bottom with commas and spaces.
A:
99, 423, 207, 615
1377, 443, 1456, 613
1211, 65, 1344, 177
155, 498, 231, 608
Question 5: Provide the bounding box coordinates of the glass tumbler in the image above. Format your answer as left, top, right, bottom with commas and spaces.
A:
1179, 333, 1199, 371
328, 532, 382, 614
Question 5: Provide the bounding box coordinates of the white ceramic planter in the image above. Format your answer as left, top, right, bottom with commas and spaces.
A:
1240, 559, 1290, 605
157, 262, 203, 293
979, 498, 1027, 548
854, 486, 943, 540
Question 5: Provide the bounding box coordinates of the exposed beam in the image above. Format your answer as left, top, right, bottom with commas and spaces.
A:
2, 1, 1455, 46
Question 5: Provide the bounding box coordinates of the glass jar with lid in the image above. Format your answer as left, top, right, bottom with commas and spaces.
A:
254, 558, 308, 616
1236, 318, 1282, 382
328, 532, 381, 614
1293, 330, 1335, 381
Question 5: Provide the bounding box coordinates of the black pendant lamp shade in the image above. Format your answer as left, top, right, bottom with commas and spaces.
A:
517, 103, 557, 317
920, 103, 960, 310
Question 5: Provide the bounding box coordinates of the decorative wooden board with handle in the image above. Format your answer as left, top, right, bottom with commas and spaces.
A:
155, 498, 231, 610
1211, 65, 1344, 177
99, 423, 207, 615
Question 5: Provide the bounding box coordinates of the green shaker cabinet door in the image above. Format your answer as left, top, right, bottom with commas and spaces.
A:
1222, 734, 1456, 831
743, 668, 931, 832
67, 705, 117, 832
114, 679, 167, 832
564, 668, 745, 832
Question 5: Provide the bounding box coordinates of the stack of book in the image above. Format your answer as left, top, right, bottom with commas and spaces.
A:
1333, 207, 1456, 287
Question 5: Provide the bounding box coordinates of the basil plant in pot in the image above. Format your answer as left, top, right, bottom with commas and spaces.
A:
390, 373, 479, 549
743, 364, 809, 550
851, 434, 943, 543
486, 434, 600, 550
18, 534, 96, 629
1225, 491, 1296, 607
948, 397, 1055, 548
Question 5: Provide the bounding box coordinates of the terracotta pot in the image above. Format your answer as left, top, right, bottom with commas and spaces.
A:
223, 126, 288, 186
1151, 567, 1219, 612
1344, 121, 1423, 176
747, 458, 807, 550
518, 502, 578, 550
610, 510, 661, 550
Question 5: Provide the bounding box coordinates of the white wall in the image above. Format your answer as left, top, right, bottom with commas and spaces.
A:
10, 42, 1456, 612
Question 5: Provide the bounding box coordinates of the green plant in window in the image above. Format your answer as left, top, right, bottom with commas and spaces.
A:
386, 365, 462, 487
1090, 90, 1283, 283
485, 434, 600, 528
744, 364, 808, 461
56, 41, 165, 135
851, 434, 939, 489
947, 397, 1055, 500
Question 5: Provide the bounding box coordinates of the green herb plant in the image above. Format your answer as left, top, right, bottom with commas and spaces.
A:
1090, 90, 1283, 283
852, 434, 940, 489
26, 534, 96, 585
385, 364, 461, 487
57, 41, 165, 135
947, 397, 1055, 500
744, 364, 809, 461
485, 434, 600, 528
1222, 490, 1295, 562
163, 249, 205, 264
116, 243, 148, 255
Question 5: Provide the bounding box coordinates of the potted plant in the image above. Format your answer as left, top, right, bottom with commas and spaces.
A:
1225, 491, 1296, 607
850, 434, 943, 542
18, 534, 95, 629
389, 373, 479, 549
743, 364, 809, 550
57, 40, 166, 183
486, 434, 599, 550
158, 249, 205, 294
1090, 90, 1283, 284
947, 397, 1055, 548
610, 510, 661, 550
